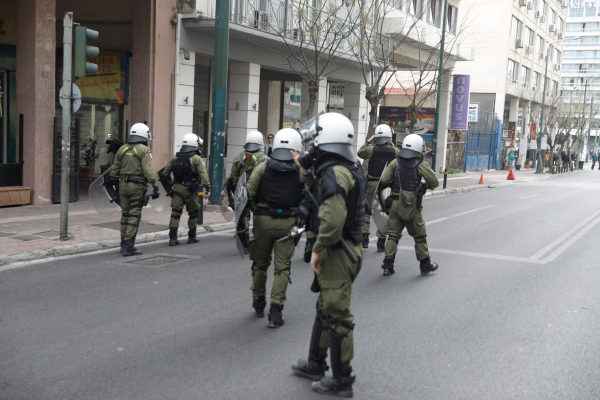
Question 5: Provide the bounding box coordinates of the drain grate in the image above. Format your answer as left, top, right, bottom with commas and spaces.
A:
124, 255, 191, 267
9, 235, 44, 241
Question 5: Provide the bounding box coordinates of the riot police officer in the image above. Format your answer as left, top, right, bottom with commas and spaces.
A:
112, 123, 159, 256
246, 128, 304, 328
290, 113, 365, 398
159, 133, 211, 246
357, 124, 399, 251
228, 130, 268, 192
378, 133, 439, 276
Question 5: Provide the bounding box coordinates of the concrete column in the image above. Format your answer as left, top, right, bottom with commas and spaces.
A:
344, 83, 368, 155
132, 0, 176, 169
529, 102, 541, 153
174, 49, 196, 153
508, 98, 519, 123
300, 78, 327, 123
266, 81, 282, 136
434, 71, 452, 172
16, 0, 56, 204
227, 62, 260, 176
519, 100, 531, 167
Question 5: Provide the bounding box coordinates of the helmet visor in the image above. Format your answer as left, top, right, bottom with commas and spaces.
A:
271, 148, 294, 161
299, 114, 321, 144
244, 143, 263, 152
374, 136, 391, 145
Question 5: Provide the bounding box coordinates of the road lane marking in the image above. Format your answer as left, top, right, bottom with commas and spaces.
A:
529, 209, 600, 260
397, 246, 546, 265
517, 194, 540, 200
572, 183, 583, 187
543, 215, 600, 262
428, 217, 449, 225
552, 188, 564, 192
452, 205, 496, 217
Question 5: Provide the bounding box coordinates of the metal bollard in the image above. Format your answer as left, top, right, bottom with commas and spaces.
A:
197, 189, 204, 225
443, 169, 448, 189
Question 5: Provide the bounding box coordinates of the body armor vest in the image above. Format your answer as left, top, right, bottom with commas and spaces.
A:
311, 159, 366, 245
368, 146, 396, 178
257, 159, 303, 209
392, 157, 421, 193
172, 152, 199, 184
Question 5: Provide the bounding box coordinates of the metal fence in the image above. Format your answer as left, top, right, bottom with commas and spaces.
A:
446, 142, 465, 170
465, 111, 501, 171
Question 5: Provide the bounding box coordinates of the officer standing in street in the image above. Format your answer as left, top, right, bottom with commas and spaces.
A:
290, 113, 365, 398
159, 133, 211, 246
378, 133, 439, 276
246, 128, 304, 328
357, 124, 399, 251
228, 130, 268, 194
112, 123, 160, 256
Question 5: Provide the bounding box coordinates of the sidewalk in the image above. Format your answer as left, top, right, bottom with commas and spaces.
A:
0, 164, 590, 267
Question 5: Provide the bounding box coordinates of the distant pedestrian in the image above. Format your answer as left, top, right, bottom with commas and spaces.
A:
545, 152, 550, 168
264, 134, 274, 157
509, 148, 517, 170
592, 152, 598, 170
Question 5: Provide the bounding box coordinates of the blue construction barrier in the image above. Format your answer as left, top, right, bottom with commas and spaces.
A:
465, 111, 501, 171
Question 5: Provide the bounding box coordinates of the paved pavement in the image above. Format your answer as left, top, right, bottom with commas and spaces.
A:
1, 170, 599, 399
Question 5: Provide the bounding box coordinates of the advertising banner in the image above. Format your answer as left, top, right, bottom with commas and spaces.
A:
379, 106, 436, 160
467, 103, 479, 123
450, 75, 471, 130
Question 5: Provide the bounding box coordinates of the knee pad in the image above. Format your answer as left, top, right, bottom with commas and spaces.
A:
414, 235, 427, 244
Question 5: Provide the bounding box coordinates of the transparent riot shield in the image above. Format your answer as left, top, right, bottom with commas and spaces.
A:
89, 166, 121, 220
234, 172, 249, 259
218, 178, 235, 222
372, 164, 391, 233
150, 184, 171, 213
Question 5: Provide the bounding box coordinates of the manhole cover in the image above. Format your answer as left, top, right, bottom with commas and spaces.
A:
9, 235, 44, 241
0, 232, 15, 238
34, 231, 60, 238
124, 255, 191, 267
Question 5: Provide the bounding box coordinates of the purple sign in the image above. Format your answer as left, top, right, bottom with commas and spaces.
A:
450, 75, 471, 130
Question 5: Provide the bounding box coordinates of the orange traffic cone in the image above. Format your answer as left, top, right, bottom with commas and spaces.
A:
507, 169, 515, 180
478, 174, 484, 184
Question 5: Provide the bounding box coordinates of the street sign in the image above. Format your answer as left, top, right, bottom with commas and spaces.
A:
468, 103, 479, 123
59, 83, 82, 113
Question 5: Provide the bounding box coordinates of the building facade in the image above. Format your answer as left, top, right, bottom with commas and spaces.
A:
454, 0, 567, 167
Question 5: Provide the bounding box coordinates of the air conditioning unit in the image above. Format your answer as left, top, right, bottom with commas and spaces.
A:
526, 45, 535, 54
254, 11, 270, 31
549, 24, 556, 32
516, 38, 524, 48
541, 15, 546, 23
519, 0, 527, 5
558, 32, 564, 39
527, 1, 534, 9
535, 10, 541, 18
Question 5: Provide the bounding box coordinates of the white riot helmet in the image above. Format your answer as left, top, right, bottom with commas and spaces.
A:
244, 130, 264, 152
129, 123, 151, 144
374, 124, 393, 145
271, 128, 302, 161
309, 113, 357, 163
400, 133, 424, 159
181, 133, 203, 153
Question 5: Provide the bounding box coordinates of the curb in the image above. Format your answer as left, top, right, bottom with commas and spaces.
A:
0, 221, 236, 267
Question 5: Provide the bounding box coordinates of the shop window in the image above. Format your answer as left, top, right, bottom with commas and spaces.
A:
283, 81, 302, 129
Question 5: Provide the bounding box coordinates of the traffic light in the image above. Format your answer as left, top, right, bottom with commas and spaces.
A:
73, 26, 99, 78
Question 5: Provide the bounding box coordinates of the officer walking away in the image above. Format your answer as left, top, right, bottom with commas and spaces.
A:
290, 113, 365, 397
112, 123, 160, 256
246, 128, 304, 328
378, 133, 439, 276
357, 124, 399, 251
159, 133, 211, 246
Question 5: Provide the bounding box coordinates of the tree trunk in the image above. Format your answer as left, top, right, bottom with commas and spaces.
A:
306, 81, 319, 118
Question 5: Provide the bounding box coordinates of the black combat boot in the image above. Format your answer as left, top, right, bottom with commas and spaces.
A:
121, 239, 140, 253
419, 257, 439, 275
312, 317, 355, 398
382, 256, 395, 276
362, 233, 369, 249
376, 237, 386, 253
292, 305, 329, 380
168, 228, 179, 246
187, 228, 199, 244
267, 304, 285, 328
122, 240, 143, 257
304, 237, 316, 263
252, 296, 267, 318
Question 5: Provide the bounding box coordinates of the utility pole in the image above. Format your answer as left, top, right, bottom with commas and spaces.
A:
537, 50, 550, 174
577, 78, 588, 163
60, 12, 73, 238
432, 0, 449, 172
586, 95, 594, 163
209, 0, 230, 205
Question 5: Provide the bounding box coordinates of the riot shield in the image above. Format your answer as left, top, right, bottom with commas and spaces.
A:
218, 178, 235, 222
372, 165, 391, 233
234, 172, 249, 259
150, 184, 171, 213
89, 166, 121, 220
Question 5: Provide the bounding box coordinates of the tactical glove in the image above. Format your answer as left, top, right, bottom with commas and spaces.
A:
151, 186, 160, 199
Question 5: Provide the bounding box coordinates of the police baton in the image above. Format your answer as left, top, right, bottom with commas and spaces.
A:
303, 188, 358, 264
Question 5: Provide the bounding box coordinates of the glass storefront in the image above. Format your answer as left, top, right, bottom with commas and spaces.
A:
283, 81, 302, 129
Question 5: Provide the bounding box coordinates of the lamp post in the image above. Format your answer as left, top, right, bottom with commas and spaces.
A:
432, 0, 449, 171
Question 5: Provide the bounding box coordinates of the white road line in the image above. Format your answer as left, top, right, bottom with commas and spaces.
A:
428, 217, 449, 225
452, 205, 496, 217
544, 215, 600, 262
529, 209, 600, 260
397, 246, 546, 265
552, 188, 564, 192
446, 177, 471, 180
517, 194, 540, 200
572, 183, 583, 187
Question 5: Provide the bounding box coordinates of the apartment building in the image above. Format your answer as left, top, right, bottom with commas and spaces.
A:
454, 0, 567, 167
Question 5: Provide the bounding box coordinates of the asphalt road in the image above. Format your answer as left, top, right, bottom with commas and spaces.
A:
2, 172, 600, 400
